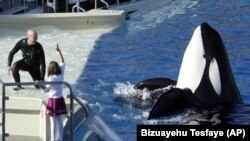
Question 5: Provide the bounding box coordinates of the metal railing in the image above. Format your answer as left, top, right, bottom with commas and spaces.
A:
95, 0, 109, 9
45, 0, 57, 12
0, 79, 88, 141
72, 0, 85, 13
43, 0, 120, 13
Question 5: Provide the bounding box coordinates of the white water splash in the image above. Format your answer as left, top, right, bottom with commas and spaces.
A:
143, 109, 193, 125
113, 82, 152, 100
89, 102, 105, 113
113, 82, 175, 101
112, 114, 126, 120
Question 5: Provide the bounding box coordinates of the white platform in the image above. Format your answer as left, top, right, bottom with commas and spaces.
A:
0, 9, 126, 30
0, 96, 72, 140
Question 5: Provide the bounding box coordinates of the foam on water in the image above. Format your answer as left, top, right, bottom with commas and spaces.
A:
113, 81, 175, 102
143, 109, 196, 125
113, 82, 152, 100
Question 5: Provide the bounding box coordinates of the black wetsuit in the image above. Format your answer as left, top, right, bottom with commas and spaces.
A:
8, 38, 46, 87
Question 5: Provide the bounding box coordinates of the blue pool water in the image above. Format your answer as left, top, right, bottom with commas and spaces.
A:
74, 0, 250, 140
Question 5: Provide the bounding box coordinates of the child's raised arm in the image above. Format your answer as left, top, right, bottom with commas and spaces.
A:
56, 43, 64, 63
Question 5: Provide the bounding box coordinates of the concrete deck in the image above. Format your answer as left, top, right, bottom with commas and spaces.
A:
0, 9, 126, 30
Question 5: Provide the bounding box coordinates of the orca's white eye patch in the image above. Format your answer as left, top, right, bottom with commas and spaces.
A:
209, 58, 221, 95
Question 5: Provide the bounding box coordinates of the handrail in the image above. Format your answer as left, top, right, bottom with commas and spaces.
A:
45, 0, 57, 13
0, 79, 77, 141
95, 0, 109, 9
1, 79, 7, 141
70, 96, 90, 133
72, 0, 86, 13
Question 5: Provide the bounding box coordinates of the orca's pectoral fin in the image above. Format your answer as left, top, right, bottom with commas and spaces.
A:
147, 88, 187, 120
134, 78, 177, 91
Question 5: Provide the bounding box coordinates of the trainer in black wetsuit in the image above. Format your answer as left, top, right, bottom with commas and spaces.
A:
7, 29, 46, 90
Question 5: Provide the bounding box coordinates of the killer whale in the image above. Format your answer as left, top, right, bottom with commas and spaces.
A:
114, 78, 176, 109
134, 78, 176, 91
134, 22, 242, 119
